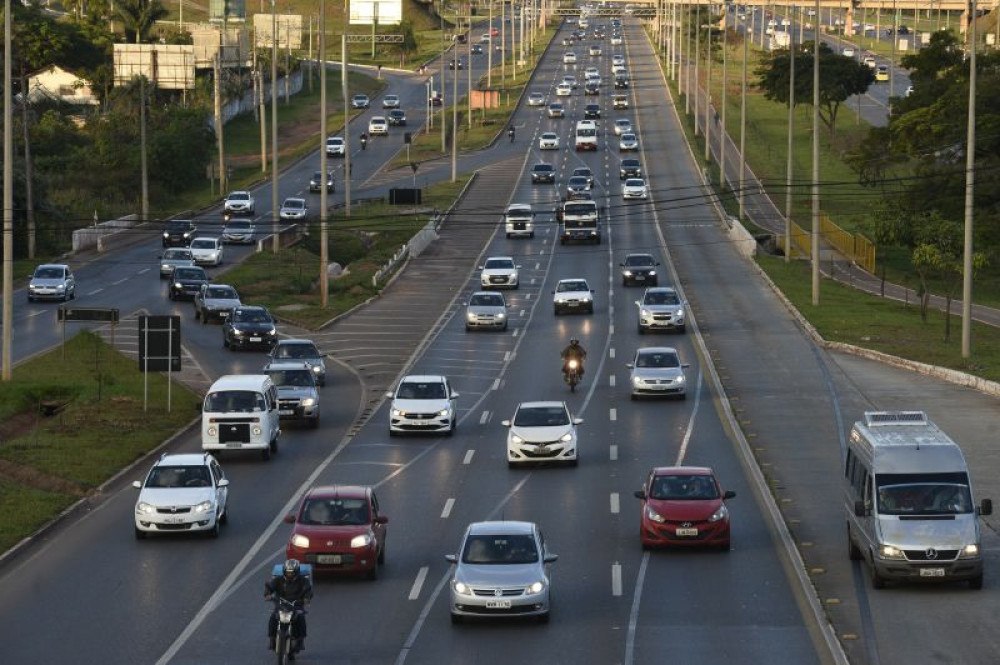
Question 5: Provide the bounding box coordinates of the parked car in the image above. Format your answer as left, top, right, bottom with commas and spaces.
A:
159, 248, 195, 279
133, 452, 229, 539
221, 219, 256, 244
386, 374, 458, 436
465, 291, 509, 331
189, 237, 224, 266
284, 485, 388, 578
168, 266, 210, 301
268, 338, 327, 386
634, 466, 735, 549
627, 347, 688, 399
162, 219, 198, 247
222, 305, 278, 351
194, 283, 241, 323
27, 263, 75, 302
223, 190, 255, 216
263, 361, 321, 428
636, 286, 686, 334
552, 278, 594, 315
309, 171, 334, 194
279, 197, 308, 221
503, 401, 581, 466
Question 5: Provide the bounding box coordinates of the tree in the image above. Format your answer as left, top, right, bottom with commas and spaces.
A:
114, 0, 168, 44
756, 42, 875, 136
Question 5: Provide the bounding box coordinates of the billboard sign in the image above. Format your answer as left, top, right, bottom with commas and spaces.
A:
253, 14, 304, 49
349, 0, 402, 26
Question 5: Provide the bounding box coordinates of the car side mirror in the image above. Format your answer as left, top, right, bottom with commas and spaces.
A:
543, 553, 559, 564
477, 265, 484, 270
723, 490, 736, 500
444, 554, 457, 564
854, 500, 868, 517
980, 498, 993, 516
681, 363, 691, 369
283, 513, 296, 524
501, 419, 512, 427
633, 489, 646, 500
572, 418, 583, 425
385, 391, 394, 398
451, 391, 459, 399
625, 363, 634, 369
375, 515, 389, 524
634, 300, 641, 306
132, 480, 142, 489
218, 479, 230, 488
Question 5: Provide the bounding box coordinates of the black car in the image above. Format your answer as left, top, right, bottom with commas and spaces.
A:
471, 43, 483, 54
531, 163, 556, 184
614, 75, 629, 89
572, 167, 595, 188
309, 171, 334, 193
162, 220, 198, 248
584, 82, 600, 96
168, 266, 210, 300
620, 158, 642, 179
223, 305, 278, 351
448, 58, 464, 70
620, 253, 661, 286
388, 109, 407, 126
584, 103, 601, 119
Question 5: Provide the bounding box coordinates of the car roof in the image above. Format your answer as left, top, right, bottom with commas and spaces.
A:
400, 374, 447, 383
645, 286, 677, 294
36, 263, 70, 270
209, 374, 271, 391
155, 453, 212, 467
636, 346, 678, 356
305, 485, 370, 500
467, 520, 535, 535
651, 466, 714, 477
233, 305, 269, 314
516, 400, 567, 410
277, 338, 317, 347
265, 360, 313, 371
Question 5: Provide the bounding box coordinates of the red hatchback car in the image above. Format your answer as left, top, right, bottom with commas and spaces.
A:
634, 467, 735, 550
284, 485, 388, 579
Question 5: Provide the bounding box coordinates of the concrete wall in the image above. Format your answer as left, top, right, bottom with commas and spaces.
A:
72, 214, 141, 253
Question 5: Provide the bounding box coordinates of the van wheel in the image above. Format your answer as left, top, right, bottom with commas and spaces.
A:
378, 541, 386, 564
871, 566, 886, 589
847, 525, 862, 561
969, 575, 984, 590
261, 447, 271, 461
269, 437, 278, 453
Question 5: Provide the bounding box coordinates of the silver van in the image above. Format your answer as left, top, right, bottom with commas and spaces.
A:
202, 375, 282, 460
844, 411, 992, 589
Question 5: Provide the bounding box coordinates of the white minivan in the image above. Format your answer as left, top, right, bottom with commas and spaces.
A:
504, 203, 535, 238
202, 375, 282, 460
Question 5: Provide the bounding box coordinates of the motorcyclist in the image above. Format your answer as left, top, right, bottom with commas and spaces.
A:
508, 125, 515, 142
560, 338, 587, 379
265, 558, 313, 653
360, 132, 368, 150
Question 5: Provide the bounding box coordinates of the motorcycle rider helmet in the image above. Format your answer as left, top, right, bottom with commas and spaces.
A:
283, 558, 301, 579
570, 338, 579, 346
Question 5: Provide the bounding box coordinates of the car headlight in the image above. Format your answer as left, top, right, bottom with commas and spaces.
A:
676, 309, 685, 317
510, 434, 524, 445
392, 409, 405, 417
266, 328, 277, 336
252, 426, 262, 435
351, 533, 373, 548
207, 426, 217, 436
162, 232, 169, 238
640, 308, 651, 317
623, 270, 633, 277
193, 500, 213, 514
232, 328, 243, 335
496, 312, 505, 319
648, 270, 656, 276
437, 409, 450, 417
960, 544, 980, 558
560, 432, 574, 443
645, 506, 666, 523
453, 581, 471, 595
55, 285, 65, 292
632, 376, 644, 386
311, 365, 322, 373
879, 544, 906, 560
291, 534, 310, 549
183, 232, 192, 238
300, 398, 316, 407
174, 282, 183, 289
707, 504, 729, 523
675, 375, 686, 383
527, 581, 545, 594
467, 312, 476, 321
136, 502, 155, 515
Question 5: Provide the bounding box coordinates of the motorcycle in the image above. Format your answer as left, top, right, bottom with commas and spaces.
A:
563, 358, 582, 392
223, 211, 231, 224
360, 134, 368, 151
269, 596, 306, 664
508, 128, 515, 143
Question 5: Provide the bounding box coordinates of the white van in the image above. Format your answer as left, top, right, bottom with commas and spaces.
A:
202, 375, 282, 460
845, 411, 992, 589
575, 120, 598, 151
504, 203, 534, 238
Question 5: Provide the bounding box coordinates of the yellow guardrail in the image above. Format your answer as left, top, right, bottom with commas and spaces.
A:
780, 216, 875, 273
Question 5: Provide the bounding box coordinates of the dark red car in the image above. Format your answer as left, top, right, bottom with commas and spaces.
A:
284, 485, 388, 579
634, 467, 735, 550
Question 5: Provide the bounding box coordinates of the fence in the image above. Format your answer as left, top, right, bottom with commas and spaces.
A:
208, 70, 304, 131
782, 216, 875, 272
371, 218, 439, 287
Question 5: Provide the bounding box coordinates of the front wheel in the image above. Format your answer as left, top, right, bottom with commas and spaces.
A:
275, 632, 289, 665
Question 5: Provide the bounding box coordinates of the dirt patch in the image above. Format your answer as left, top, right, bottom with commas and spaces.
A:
229, 116, 332, 169
0, 411, 36, 442
0, 459, 86, 497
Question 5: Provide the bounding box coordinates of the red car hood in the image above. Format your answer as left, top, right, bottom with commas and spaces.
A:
647, 498, 721, 521
293, 523, 369, 544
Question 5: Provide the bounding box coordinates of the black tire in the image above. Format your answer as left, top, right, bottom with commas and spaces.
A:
587, 305, 594, 314
969, 575, 984, 590
219, 506, 228, 525
638, 325, 645, 335
847, 524, 862, 561
276, 633, 289, 665
530, 232, 535, 238
871, 564, 886, 589
537, 610, 550, 624
445, 420, 455, 436
134, 527, 146, 540
506, 233, 511, 239
270, 436, 278, 453
378, 541, 386, 565
679, 393, 688, 401
450, 613, 463, 625
568, 457, 579, 467
502, 322, 508, 332
309, 417, 320, 429
366, 564, 379, 581
630, 393, 637, 401
554, 307, 560, 316
27, 296, 33, 303
207, 520, 220, 539
223, 335, 230, 348
261, 446, 271, 461
677, 325, 686, 334
70, 290, 76, 300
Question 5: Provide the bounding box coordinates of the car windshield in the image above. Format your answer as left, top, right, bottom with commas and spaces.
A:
233, 309, 272, 323
299, 498, 369, 526
470, 293, 504, 307
267, 369, 314, 387
329, 138, 343, 145
557, 281, 588, 293
191, 239, 215, 249
229, 193, 249, 201
274, 343, 320, 359
34, 267, 64, 279
568, 177, 588, 187
174, 268, 206, 280
204, 389, 266, 413
650, 474, 720, 500
462, 534, 539, 564
168, 223, 193, 232
514, 405, 570, 427
542, 133, 557, 139
205, 286, 237, 299
636, 352, 679, 368
623, 160, 640, 167
564, 203, 596, 216
574, 168, 592, 178
533, 165, 552, 172
283, 200, 305, 210
226, 221, 251, 230
147, 465, 211, 489
876, 473, 974, 515
397, 381, 447, 399
626, 179, 645, 187
644, 291, 681, 306
164, 250, 192, 260
626, 255, 654, 267
485, 259, 515, 270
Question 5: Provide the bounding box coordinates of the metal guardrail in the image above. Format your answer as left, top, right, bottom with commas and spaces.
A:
785, 216, 875, 272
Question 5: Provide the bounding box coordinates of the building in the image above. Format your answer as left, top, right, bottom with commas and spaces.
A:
26, 65, 98, 106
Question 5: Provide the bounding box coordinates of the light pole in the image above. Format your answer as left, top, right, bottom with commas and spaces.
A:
962, 0, 978, 357
694, 2, 701, 136
319, 0, 329, 306
3, 0, 13, 380
720, 11, 728, 189
785, 24, 795, 263
487, 0, 493, 89
704, 18, 713, 163
452, 13, 459, 182
271, 1, 280, 253
811, 0, 821, 305
738, 17, 747, 221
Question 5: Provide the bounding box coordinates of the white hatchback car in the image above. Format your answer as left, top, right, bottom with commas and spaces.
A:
553, 278, 595, 315
133, 453, 229, 538
538, 132, 560, 150
555, 82, 572, 96
368, 116, 389, 135
480, 256, 520, 289
623, 178, 648, 200
503, 401, 581, 466
189, 237, 224, 266
528, 92, 546, 106
613, 118, 633, 136
627, 346, 689, 400
387, 375, 459, 436
563, 51, 578, 64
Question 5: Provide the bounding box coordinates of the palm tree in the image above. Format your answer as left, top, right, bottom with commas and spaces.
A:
115, 0, 168, 44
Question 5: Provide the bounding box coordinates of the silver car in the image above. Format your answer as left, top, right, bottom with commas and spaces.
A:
279, 197, 308, 221
194, 283, 241, 323
465, 291, 509, 331
189, 237, 224, 266
221, 220, 256, 244
27, 263, 75, 302
263, 361, 321, 428
159, 248, 195, 279
445, 521, 557, 623
636, 286, 686, 334
627, 347, 689, 399
268, 338, 327, 386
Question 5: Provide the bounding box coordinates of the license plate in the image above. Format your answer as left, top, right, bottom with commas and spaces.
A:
635, 276, 645, 281
249, 336, 262, 342
279, 410, 293, 416
226, 442, 243, 447
162, 516, 184, 524
675, 528, 699, 537
317, 555, 342, 564
485, 600, 512, 609
920, 567, 945, 577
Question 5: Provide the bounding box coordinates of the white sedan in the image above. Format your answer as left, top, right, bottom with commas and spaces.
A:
279, 197, 308, 220
622, 178, 648, 200
368, 116, 388, 135
619, 133, 639, 151
189, 237, 224, 266
563, 51, 577, 64
555, 83, 572, 96
552, 278, 594, 315
528, 92, 546, 106
613, 118, 633, 136
539, 132, 560, 150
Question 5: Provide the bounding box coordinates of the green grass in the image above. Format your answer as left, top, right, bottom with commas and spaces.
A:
757, 255, 1000, 382
224, 175, 472, 329
0, 331, 202, 552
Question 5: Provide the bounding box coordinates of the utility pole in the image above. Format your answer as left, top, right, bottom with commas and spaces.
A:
487, 0, 493, 89
962, 0, 978, 357
468, 10, 473, 130
694, 3, 701, 136
704, 17, 712, 163
501, 0, 506, 89
259, 70, 267, 172
271, 2, 280, 253
214, 52, 226, 196
720, 11, 728, 190
441, 37, 447, 153
319, 0, 329, 307
3, 0, 14, 381
738, 18, 747, 221
343, 34, 351, 217
140, 73, 149, 223
785, 24, 795, 263
811, 0, 821, 305
452, 13, 459, 182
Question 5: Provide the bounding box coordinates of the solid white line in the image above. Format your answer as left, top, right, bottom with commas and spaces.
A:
441, 498, 455, 519
675, 370, 704, 466
137, 268, 150, 275
610, 492, 620, 514
610, 444, 618, 461
408, 566, 429, 600
463, 449, 475, 465
87, 289, 103, 296
609, 347, 615, 359
492, 378, 501, 391
612, 562, 623, 596
479, 410, 490, 424
624, 552, 651, 665
609, 407, 617, 422
112, 277, 129, 286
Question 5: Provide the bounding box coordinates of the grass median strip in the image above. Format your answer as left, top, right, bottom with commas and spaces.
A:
0, 332, 202, 554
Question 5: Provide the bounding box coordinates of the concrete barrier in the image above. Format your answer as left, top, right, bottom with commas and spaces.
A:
72, 214, 140, 253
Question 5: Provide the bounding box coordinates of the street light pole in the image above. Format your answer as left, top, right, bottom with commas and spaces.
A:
452, 14, 459, 182
738, 17, 747, 221
811, 0, 820, 305
785, 24, 795, 263
271, 1, 280, 253
694, 3, 701, 136
319, 0, 329, 307
2, 0, 14, 380
720, 11, 728, 189
962, 0, 978, 357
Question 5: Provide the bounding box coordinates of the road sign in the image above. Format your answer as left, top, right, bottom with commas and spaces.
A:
349, 0, 402, 26
345, 34, 404, 43
138, 315, 182, 373
58, 307, 120, 323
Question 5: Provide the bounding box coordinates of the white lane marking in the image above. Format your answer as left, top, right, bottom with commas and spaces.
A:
503, 351, 511, 362
112, 277, 129, 286
534, 262, 540, 270
26, 310, 44, 318
624, 553, 651, 665
87, 289, 103, 295
138, 268, 150, 275
610, 323, 614, 335
479, 410, 490, 425
463, 449, 475, 465
609, 347, 615, 359
409, 567, 429, 601
610, 444, 618, 461
610, 492, 620, 514
675, 370, 705, 466
519, 309, 525, 317
525, 293, 532, 300
492, 378, 501, 391
609, 407, 617, 422
512, 329, 519, 338
612, 562, 623, 596
609, 374, 616, 388
441, 498, 455, 519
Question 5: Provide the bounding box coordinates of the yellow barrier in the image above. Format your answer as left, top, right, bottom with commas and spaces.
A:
778, 216, 875, 272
